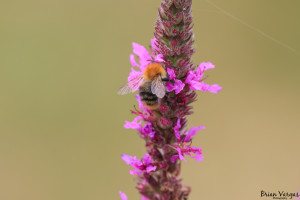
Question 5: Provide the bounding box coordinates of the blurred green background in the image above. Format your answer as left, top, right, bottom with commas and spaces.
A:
0, 0, 299, 199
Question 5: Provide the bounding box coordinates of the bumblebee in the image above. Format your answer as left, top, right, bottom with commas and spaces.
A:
118, 63, 174, 110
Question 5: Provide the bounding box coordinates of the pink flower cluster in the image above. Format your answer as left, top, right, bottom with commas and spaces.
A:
121, 154, 157, 175
166, 61, 222, 94
171, 119, 205, 163
185, 62, 222, 93
124, 116, 155, 138
127, 40, 222, 94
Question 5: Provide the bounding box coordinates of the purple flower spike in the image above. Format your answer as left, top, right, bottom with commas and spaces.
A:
119, 0, 221, 199
121, 154, 157, 176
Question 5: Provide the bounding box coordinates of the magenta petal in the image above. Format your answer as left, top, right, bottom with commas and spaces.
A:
132, 42, 151, 70
132, 42, 149, 59
198, 82, 210, 92
166, 80, 185, 94
190, 146, 202, 154
151, 38, 159, 51
142, 154, 152, 165
123, 153, 156, 176
191, 154, 204, 162
194, 71, 204, 82
130, 54, 140, 67
130, 169, 140, 175
174, 119, 181, 140
136, 95, 146, 111
167, 68, 176, 80
170, 155, 179, 163
208, 84, 222, 93
121, 154, 133, 165
185, 71, 196, 84
198, 82, 222, 93
184, 126, 205, 142
165, 82, 174, 92
140, 123, 155, 137
119, 191, 128, 200
129, 170, 135, 175
176, 147, 187, 162
174, 80, 185, 94
146, 165, 157, 173
198, 62, 215, 71
188, 80, 202, 90
141, 196, 150, 200
124, 116, 142, 130
128, 68, 143, 82
155, 54, 164, 62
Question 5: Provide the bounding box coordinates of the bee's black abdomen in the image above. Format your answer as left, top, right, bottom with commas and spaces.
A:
139, 91, 158, 106
139, 82, 158, 107
139, 92, 158, 101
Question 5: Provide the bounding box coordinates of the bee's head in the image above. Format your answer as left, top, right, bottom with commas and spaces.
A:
146, 60, 178, 83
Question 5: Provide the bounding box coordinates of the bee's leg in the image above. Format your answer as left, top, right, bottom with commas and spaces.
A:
165, 64, 180, 69
162, 77, 175, 83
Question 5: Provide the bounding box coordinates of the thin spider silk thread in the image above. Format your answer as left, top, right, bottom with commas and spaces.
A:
136, 0, 300, 55
200, 0, 300, 55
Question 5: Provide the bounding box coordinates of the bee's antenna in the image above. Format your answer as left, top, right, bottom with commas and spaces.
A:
165, 64, 180, 69
147, 60, 159, 63
147, 60, 181, 69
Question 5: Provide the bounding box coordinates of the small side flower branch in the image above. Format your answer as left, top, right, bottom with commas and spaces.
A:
119, 0, 222, 199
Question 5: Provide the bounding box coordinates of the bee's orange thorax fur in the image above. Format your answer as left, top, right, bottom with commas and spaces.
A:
143, 63, 167, 81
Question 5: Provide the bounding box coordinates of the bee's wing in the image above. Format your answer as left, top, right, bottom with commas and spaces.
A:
151, 76, 166, 98
118, 84, 134, 95
118, 75, 144, 95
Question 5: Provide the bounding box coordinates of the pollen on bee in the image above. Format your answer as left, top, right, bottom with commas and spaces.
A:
143, 63, 167, 81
